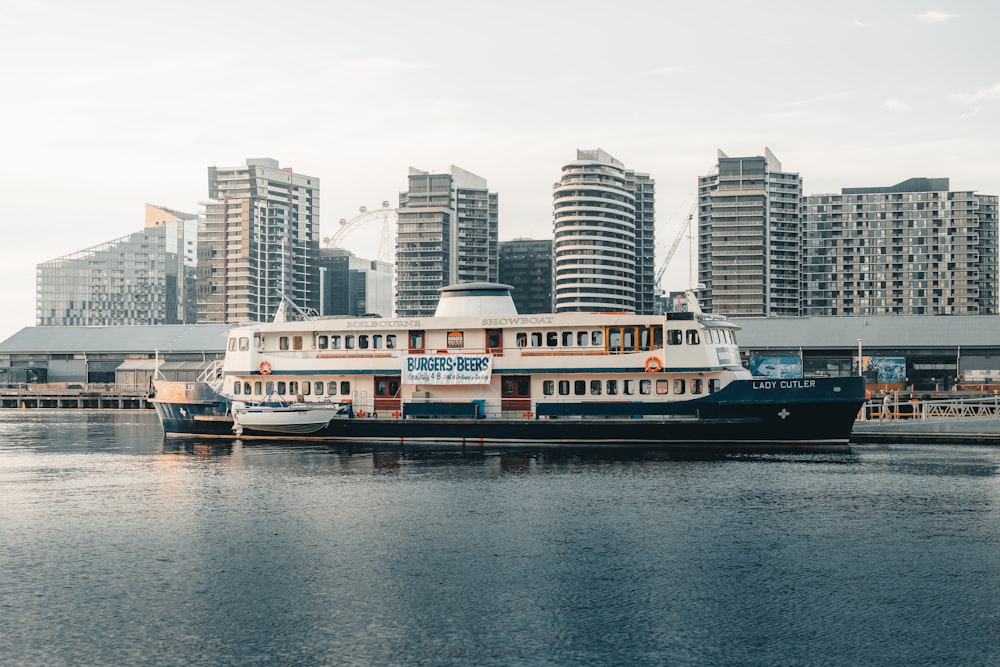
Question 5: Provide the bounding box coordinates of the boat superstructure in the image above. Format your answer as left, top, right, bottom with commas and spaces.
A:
151, 283, 865, 446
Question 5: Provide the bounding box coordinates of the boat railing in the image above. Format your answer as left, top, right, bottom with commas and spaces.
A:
198, 360, 225, 393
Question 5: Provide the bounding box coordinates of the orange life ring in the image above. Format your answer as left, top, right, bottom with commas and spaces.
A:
259, 361, 272, 375
644, 356, 662, 373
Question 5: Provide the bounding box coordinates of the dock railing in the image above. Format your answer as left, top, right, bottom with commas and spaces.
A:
861, 395, 1000, 421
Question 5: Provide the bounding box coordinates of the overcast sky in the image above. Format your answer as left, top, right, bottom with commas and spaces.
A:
2, 0, 998, 341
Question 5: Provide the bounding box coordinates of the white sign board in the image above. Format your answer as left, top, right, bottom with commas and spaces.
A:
403, 354, 493, 385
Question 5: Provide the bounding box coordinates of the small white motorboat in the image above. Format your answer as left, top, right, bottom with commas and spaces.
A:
232, 401, 351, 436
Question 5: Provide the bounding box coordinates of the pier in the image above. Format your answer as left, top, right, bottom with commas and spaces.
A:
0, 384, 151, 410
853, 395, 1000, 443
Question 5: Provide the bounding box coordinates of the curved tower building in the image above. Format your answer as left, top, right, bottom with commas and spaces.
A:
553, 149, 655, 313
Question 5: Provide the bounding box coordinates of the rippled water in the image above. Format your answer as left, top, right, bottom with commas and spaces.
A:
2, 411, 1000, 666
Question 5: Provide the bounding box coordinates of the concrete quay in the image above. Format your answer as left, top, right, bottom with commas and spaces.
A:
852, 417, 1000, 444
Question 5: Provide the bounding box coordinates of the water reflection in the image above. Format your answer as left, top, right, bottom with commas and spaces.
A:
159, 436, 860, 470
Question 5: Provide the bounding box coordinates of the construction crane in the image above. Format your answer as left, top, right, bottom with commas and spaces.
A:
322, 201, 397, 263
655, 206, 695, 291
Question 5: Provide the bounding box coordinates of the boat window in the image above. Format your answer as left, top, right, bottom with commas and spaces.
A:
277, 381, 287, 394
340, 381, 350, 395
709, 379, 721, 393
239, 337, 250, 351
228, 338, 237, 351
409, 330, 424, 351
318, 335, 328, 350
302, 382, 311, 396
624, 379, 635, 395
591, 330, 603, 346
315, 381, 324, 395
254, 381, 262, 395
543, 380, 555, 396
590, 380, 602, 395
292, 336, 303, 350
668, 329, 682, 345
359, 335, 369, 350
547, 332, 558, 347
531, 332, 542, 347
622, 328, 636, 353
692, 379, 703, 395
254, 333, 263, 350
639, 379, 651, 395
686, 330, 700, 345
330, 335, 341, 349
577, 331, 589, 346
244, 382, 252, 395
516, 332, 528, 347
608, 327, 621, 353
638, 327, 651, 351
373, 335, 383, 349
389, 379, 400, 396
375, 379, 387, 395
656, 380, 669, 395
345, 335, 355, 350
486, 329, 502, 350
653, 326, 663, 347
705, 330, 715, 344
266, 381, 275, 394
279, 336, 289, 351
562, 331, 573, 347
674, 379, 686, 395
233, 382, 241, 395
289, 381, 298, 395
575, 380, 586, 395
558, 380, 570, 395
386, 335, 397, 349
606, 380, 618, 395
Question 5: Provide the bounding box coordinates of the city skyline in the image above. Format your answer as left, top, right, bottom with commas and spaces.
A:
3, 1, 999, 342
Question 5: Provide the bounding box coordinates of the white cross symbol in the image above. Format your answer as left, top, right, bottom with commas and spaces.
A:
778, 408, 790, 419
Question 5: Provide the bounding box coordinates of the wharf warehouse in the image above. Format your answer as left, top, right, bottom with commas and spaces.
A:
0, 316, 998, 392
0, 324, 230, 389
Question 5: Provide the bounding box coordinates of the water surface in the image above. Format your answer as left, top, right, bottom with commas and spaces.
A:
1, 411, 999, 666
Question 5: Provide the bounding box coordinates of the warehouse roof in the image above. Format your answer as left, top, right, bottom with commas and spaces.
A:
0, 324, 233, 354
733, 315, 1000, 350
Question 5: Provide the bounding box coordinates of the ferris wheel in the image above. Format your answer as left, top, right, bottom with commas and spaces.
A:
322, 201, 397, 263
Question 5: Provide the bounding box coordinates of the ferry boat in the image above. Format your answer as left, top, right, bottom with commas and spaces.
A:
150, 283, 866, 447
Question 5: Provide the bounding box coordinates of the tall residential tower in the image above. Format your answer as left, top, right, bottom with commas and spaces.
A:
197, 158, 320, 323
552, 149, 655, 313
697, 148, 802, 317
395, 166, 498, 317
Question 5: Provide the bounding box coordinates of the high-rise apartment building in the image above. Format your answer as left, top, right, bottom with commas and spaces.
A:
803, 178, 998, 316
36, 204, 197, 326
395, 166, 498, 317
498, 238, 553, 314
197, 157, 319, 323
697, 148, 802, 317
553, 149, 655, 313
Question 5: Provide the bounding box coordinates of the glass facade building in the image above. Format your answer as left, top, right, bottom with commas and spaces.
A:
499, 238, 553, 314
36, 216, 196, 326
